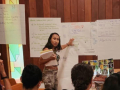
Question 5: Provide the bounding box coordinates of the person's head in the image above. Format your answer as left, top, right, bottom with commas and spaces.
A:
21, 64, 42, 90
71, 63, 93, 90
102, 73, 120, 90
43, 32, 61, 50
117, 71, 120, 75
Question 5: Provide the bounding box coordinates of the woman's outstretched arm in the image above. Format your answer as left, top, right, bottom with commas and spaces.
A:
61, 38, 74, 50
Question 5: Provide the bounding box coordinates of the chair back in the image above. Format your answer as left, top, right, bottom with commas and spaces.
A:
1, 78, 16, 86
12, 83, 23, 90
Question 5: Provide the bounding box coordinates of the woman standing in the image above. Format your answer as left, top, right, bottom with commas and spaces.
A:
40, 32, 74, 90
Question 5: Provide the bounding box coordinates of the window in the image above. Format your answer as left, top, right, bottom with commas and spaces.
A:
5, 0, 24, 83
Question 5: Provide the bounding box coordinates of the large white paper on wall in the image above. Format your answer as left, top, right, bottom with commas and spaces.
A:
0, 4, 26, 44
58, 22, 99, 89
29, 18, 61, 57
90, 22, 98, 55
68, 22, 96, 55
97, 19, 120, 59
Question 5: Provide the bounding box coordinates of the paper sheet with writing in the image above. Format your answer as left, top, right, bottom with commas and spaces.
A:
57, 47, 77, 90
68, 22, 96, 55
57, 23, 78, 89
58, 22, 98, 89
29, 18, 61, 57
0, 4, 26, 44
97, 19, 120, 59
90, 22, 98, 55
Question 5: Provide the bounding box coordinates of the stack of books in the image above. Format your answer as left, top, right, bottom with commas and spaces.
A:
40, 49, 57, 66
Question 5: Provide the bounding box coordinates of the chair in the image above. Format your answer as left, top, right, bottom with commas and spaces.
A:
38, 89, 45, 90
11, 83, 23, 90
1, 78, 16, 86
12, 83, 45, 90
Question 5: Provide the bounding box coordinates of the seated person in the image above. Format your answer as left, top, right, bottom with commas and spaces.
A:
117, 71, 120, 75
71, 63, 93, 90
102, 73, 120, 90
21, 64, 42, 90
0, 59, 11, 90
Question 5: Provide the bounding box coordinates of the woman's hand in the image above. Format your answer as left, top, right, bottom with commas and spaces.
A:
2, 85, 5, 90
43, 48, 56, 60
67, 38, 74, 46
49, 54, 56, 60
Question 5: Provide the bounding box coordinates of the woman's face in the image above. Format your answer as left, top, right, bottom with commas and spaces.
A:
51, 34, 60, 47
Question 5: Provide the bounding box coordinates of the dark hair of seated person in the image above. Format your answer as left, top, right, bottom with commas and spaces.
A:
117, 71, 120, 75
71, 63, 93, 90
21, 64, 42, 89
102, 73, 120, 90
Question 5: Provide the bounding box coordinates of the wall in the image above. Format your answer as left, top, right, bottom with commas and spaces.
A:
0, 0, 10, 78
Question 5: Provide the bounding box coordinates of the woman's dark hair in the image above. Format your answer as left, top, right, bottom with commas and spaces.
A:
43, 32, 61, 50
102, 73, 120, 90
71, 63, 93, 90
